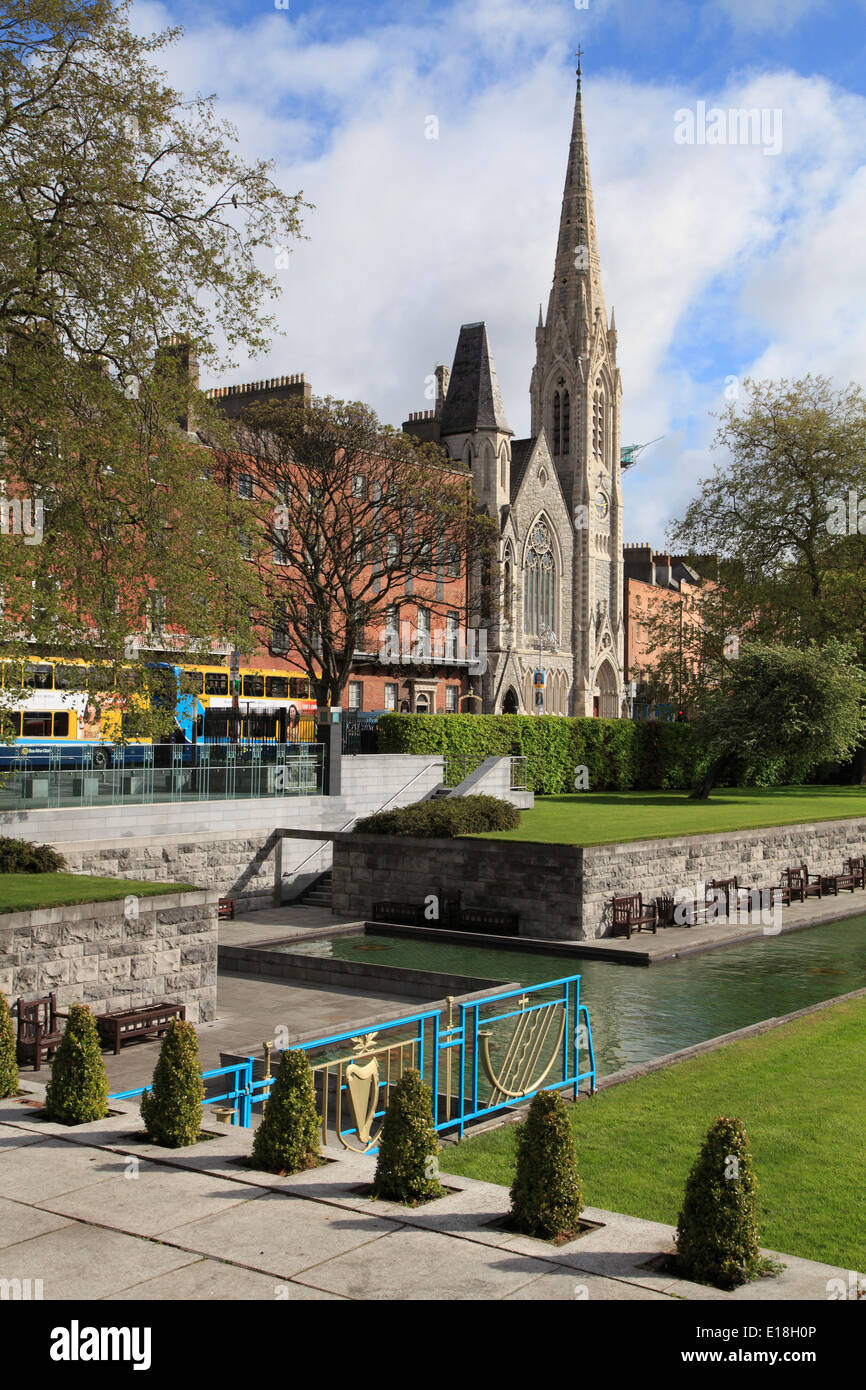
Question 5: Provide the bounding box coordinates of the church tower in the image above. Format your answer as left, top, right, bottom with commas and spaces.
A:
530, 57, 625, 717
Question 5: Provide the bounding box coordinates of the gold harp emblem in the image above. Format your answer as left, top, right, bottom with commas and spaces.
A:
343, 1033, 381, 1151
479, 997, 566, 1103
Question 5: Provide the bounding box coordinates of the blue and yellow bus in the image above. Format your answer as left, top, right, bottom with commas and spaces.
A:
0, 658, 318, 766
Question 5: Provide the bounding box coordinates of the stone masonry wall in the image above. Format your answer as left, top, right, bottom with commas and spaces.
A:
333, 814, 866, 941
582, 815, 866, 938
332, 834, 583, 940
0, 890, 219, 1023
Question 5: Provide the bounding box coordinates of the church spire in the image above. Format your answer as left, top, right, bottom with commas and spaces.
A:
545, 55, 606, 344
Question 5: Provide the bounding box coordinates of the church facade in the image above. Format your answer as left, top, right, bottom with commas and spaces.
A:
403, 64, 626, 718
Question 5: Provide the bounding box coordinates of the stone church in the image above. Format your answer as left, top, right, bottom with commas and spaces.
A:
403, 62, 626, 718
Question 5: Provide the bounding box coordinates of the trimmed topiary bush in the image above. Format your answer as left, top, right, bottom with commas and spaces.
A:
675, 1115, 763, 1290
372, 1067, 445, 1205
44, 1003, 108, 1125
0, 990, 18, 1098
250, 1048, 321, 1175
509, 1087, 583, 1239
0, 836, 67, 873
355, 794, 519, 838
140, 1019, 204, 1147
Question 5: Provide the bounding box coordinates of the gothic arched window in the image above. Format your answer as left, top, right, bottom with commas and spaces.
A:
553, 391, 561, 455
523, 521, 557, 637
562, 391, 571, 454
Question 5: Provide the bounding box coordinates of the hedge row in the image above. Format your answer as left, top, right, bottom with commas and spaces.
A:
376, 714, 714, 794
355, 794, 520, 837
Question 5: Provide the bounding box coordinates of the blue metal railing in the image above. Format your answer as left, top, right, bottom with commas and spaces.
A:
109, 976, 596, 1148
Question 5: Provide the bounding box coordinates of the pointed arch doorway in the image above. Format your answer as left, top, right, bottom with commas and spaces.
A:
503, 687, 519, 715
594, 660, 618, 719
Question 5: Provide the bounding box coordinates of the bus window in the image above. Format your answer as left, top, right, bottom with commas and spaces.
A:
22, 712, 53, 737
24, 664, 53, 690
289, 677, 309, 699
52, 711, 70, 737
243, 674, 265, 698
1, 712, 21, 736
148, 667, 177, 707
1, 662, 22, 689
204, 672, 228, 696
54, 664, 83, 691
180, 670, 204, 695
87, 666, 114, 690
266, 676, 289, 699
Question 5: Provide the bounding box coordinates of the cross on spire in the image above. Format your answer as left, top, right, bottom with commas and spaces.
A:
576, 46, 583, 78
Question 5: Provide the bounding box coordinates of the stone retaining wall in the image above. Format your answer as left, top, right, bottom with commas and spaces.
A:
218, 941, 506, 1001
331, 815, 866, 940
0, 890, 219, 1022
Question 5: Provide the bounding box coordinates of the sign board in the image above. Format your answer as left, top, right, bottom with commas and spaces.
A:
533, 669, 545, 688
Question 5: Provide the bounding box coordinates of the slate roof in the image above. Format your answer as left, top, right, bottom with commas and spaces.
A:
509, 437, 536, 501
439, 323, 512, 437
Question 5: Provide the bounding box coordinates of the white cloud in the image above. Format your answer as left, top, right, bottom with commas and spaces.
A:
130, 1, 866, 543
711, 0, 830, 35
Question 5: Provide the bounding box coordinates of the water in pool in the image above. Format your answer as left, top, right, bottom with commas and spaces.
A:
277, 917, 866, 1078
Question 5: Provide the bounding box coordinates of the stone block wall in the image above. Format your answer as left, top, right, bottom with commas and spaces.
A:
332, 833, 583, 940
332, 814, 866, 941
0, 890, 218, 1023
582, 816, 866, 938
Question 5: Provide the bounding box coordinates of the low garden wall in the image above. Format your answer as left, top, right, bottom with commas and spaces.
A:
0, 889, 219, 1022
218, 940, 509, 1001
331, 814, 866, 941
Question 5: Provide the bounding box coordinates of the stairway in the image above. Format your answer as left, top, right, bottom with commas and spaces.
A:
299, 870, 333, 909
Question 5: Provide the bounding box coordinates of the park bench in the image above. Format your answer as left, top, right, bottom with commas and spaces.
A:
843, 856, 866, 889
15, 993, 67, 1071
803, 861, 855, 897
707, 877, 754, 916
96, 1002, 186, 1055
793, 864, 823, 900
371, 900, 426, 927
218, 897, 235, 920
455, 906, 520, 936
611, 893, 657, 939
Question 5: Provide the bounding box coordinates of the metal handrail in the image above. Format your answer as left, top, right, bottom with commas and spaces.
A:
284, 758, 443, 881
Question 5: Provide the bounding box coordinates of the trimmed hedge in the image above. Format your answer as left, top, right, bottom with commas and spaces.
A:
354, 794, 520, 837
510, 1088, 583, 1239
372, 1067, 445, 1205
251, 1048, 321, 1175
44, 1003, 109, 1125
675, 1115, 763, 1290
377, 714, 713, 794
0, 836, 67, 873
0, 990, 18, 1099
140, 1019, 205, 1148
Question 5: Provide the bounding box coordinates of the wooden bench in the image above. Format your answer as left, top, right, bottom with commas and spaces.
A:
96, 1002, 186, 1055
843, 856, 866, 889
16, 993, 67, 1071
611, 893, 657, 939
707, 877, 754, 916
371, 901, 426, 927
794, 864, 823, 900
455, 906, 520, 936
218, 897, 235, 921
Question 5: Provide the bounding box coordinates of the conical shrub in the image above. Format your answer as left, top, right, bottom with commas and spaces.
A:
510, 1088, 583, 1239
0, 991, 18, 1098
44, 1003, 108, 1125
372, 1067, 444, 1205
140, 1019, 204, 1147
675, 1115, 762, 1290
250, 1048, 321, 1174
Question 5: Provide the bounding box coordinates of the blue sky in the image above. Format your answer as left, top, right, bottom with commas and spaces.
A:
136, 0, 866, 542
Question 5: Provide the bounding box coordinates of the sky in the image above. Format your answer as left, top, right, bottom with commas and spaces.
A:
132, 0, 866, 545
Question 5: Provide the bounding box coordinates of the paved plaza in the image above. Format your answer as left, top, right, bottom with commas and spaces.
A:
0, 1086, 853, 1302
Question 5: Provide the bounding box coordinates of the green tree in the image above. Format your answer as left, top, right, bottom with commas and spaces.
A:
676, 1116, 762, 1290
663, 376, 866, 668
0, 0, 307, 713
250, 1048, 321, 1175
372, 1067, 444, 1205
691, 640, 866, 798
0, 991, 18, 1098
140, 1018, 204, 1147
44, 1002, 109, 1124
205, 396, 498, 710
509, 1088, 583, 1239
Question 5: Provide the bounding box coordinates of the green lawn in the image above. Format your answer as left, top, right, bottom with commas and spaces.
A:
475, 785, 866, 846
440, 996, 866, 1271
0, 873, 195, 914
